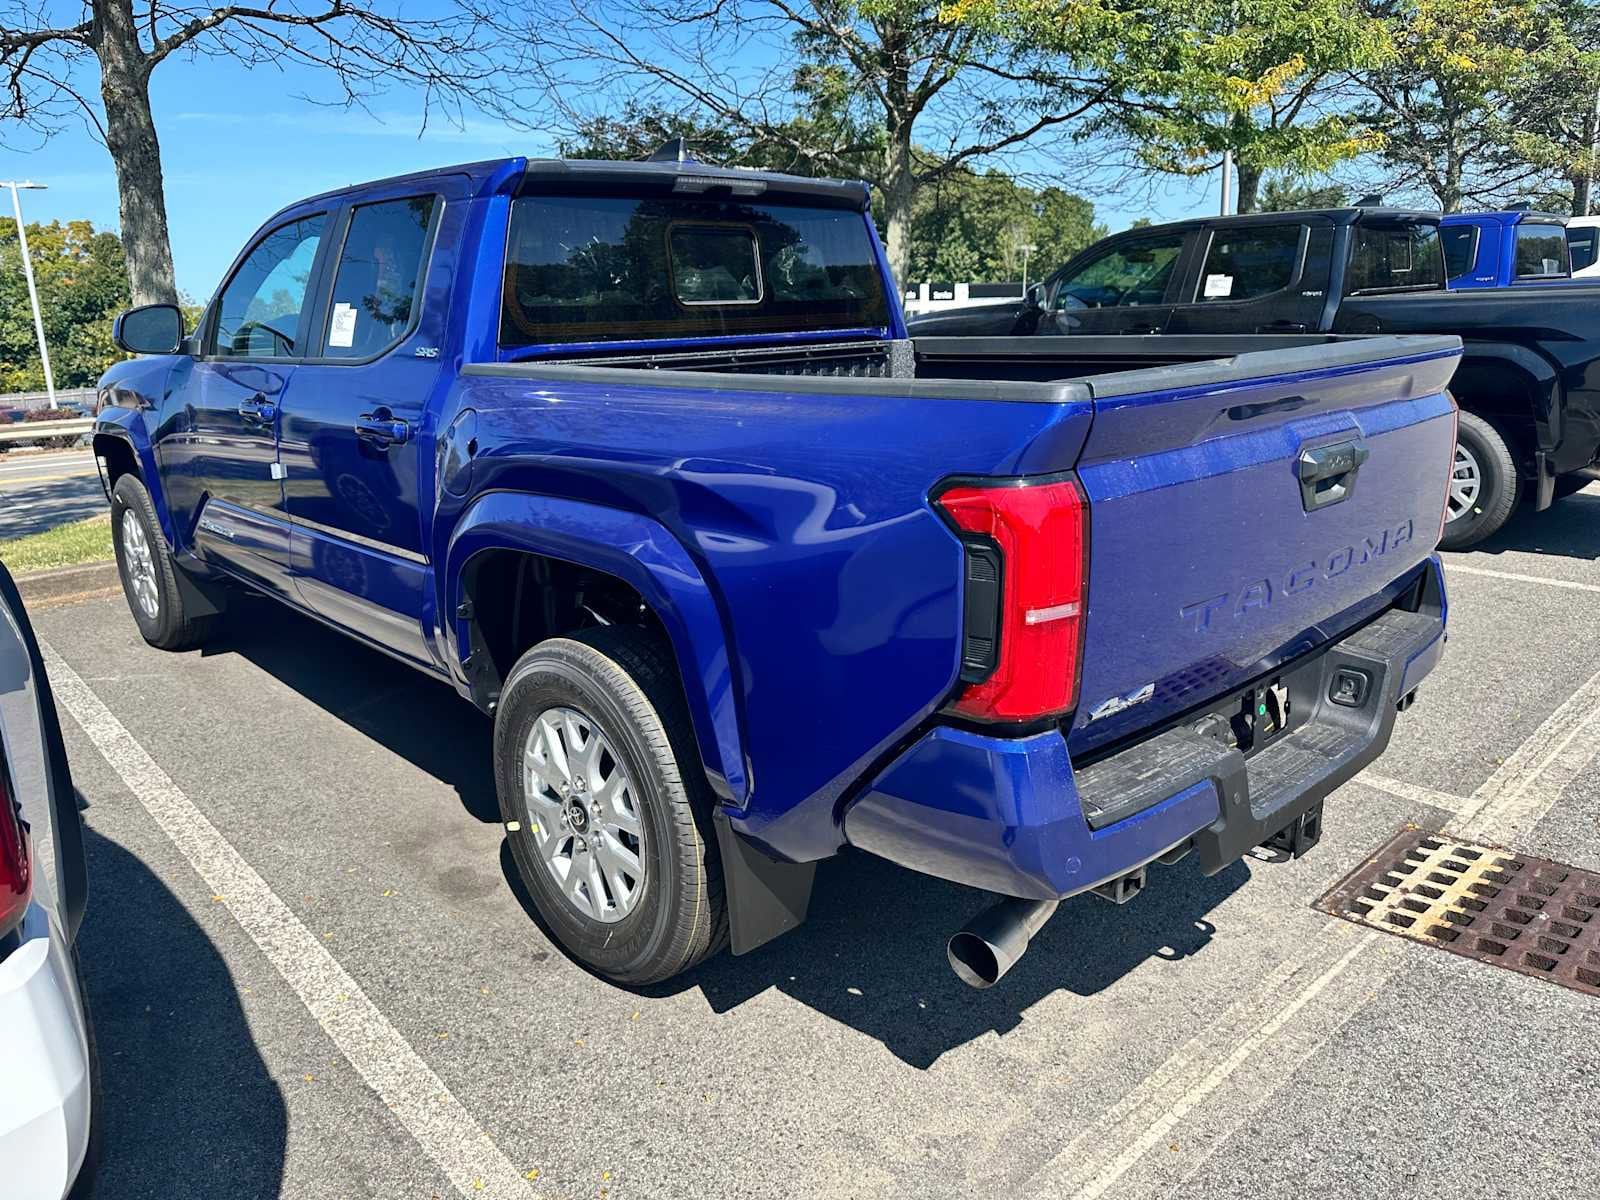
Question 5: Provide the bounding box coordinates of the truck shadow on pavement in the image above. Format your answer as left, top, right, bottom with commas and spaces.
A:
504, 840, 1250, 1070
207, 592, 501, 826
211, 593, 1251, 1071
76, 820, 287, 1199
1470, 492, 1600, 560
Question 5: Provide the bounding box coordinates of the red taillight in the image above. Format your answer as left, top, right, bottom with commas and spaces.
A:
935, 476, 1088, 722
0, 751, 31, 939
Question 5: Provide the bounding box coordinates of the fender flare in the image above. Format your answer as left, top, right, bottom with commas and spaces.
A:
1454, 341, 1562, 454
444, 490, 748, 807
92, 409, 179, 548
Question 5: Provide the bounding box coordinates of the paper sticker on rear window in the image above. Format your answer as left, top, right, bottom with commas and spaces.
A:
1203, 273, 1234, 298
328, 302, 358, 348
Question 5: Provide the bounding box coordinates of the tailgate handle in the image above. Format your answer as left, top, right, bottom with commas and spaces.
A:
1298, 441, 1369, 511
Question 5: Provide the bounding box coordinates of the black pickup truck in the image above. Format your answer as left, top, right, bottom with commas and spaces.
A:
910, 207, 1600, 548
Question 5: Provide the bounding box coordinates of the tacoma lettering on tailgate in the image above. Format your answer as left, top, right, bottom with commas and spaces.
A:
1180, 519, 1415, 633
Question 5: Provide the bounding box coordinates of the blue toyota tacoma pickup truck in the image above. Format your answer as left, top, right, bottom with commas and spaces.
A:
1440, 209, 1577, 289
95, 155, 1455, 988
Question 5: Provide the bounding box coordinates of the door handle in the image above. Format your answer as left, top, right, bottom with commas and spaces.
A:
1299, 440, 1369, 511
355, 412, 410, 446
1259, 321, 1310, 333
239, 395, 277, 423
1123, 325, 1164, 335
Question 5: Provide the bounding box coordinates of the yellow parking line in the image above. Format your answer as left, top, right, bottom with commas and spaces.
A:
0, 473, 96, 488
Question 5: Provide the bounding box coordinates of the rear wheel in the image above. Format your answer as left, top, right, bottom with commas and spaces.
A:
110, 474, 220, 650
493, 626, 727, 985
1439, 412, 1520, 550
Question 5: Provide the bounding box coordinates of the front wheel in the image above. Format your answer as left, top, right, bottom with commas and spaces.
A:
110, 474, 221, 650
493, 627, 727, 985
1439, 412, 1521, 551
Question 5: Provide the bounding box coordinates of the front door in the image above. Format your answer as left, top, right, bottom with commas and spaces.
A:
279, 189, 453, 665
184, 213, 329, 594
1041, 231, 1190, 336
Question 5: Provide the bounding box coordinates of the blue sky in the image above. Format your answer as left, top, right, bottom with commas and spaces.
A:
0, 50, 1223, 298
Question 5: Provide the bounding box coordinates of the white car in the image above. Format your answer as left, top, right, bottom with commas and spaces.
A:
1568, 216, 1600, 280
0, 563, 96, 1198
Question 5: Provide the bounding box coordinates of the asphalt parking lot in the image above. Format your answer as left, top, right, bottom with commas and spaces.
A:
30, 487, 1600, 1199
0, 449, 103, 539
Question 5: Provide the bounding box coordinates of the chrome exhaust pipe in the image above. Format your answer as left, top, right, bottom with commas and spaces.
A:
947, 897, 1060, 989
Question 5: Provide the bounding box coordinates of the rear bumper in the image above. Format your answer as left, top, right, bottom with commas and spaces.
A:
843, 556, 1447, 900
0, 917, 93, 1200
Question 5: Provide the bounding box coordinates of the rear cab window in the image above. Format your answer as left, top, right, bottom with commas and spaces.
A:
1344, 222, 1446, 295
1194, 224, 1302, 302
1442, 225, 1478, 280
321, 195, 440, 359
500, 194, 889, 350
1513, 222, 1569, 279
1569, 226, 1599, 272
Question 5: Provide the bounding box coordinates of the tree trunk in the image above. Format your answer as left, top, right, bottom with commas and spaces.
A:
1235, 162, 1262, 214
881, 123, 915, 287
93, 0, 179, 306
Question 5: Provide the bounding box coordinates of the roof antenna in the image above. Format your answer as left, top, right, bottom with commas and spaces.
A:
1354, 193, 1384, 207
645, 137, 696, 164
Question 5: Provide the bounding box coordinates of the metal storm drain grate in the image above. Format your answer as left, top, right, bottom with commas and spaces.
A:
1318, 829, 1600, 998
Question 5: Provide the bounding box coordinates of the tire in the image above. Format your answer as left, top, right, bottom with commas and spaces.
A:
493, 626, 727, 985
110, 474, 219, 650
1439, 411, 1521, 551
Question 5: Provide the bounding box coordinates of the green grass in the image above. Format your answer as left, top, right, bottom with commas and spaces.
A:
0, 514, 115, 574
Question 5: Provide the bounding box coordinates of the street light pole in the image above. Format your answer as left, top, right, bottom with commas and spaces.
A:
4, 180, 56, 410
1220, 150, 1233, 217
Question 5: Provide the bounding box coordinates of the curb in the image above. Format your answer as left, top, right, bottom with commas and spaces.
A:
15, 560, 120, 609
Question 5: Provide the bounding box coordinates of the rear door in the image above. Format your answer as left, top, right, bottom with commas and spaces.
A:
1166, 220, 1333, 333
1065, 338, 1459, 755
1041, 231, 1192, 335
278, 182, 460, 665
180, 212, 330, 595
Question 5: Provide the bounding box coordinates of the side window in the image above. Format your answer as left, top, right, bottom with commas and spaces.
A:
1568, 227, 1598, 272
1195, 224, 1302, 302
1052, 235, 1186, 310
322, 196, 439, 359
212, 215, 327, 359
1345, 223, 1446, 295
1513, 223, 1569, 279
1441, 226, 1478, 279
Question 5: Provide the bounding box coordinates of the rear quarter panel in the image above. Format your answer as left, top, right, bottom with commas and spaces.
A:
438, 372, 1092, 860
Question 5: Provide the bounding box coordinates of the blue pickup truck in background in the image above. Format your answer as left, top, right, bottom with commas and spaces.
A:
1441, 209, 1575, 289
94, 155, 1455, 988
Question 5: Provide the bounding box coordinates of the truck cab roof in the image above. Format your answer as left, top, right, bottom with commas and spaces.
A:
284, 155, 872, 217
1442, 210, 1568, 228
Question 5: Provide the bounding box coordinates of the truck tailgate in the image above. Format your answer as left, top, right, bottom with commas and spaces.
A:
1067, 336, 1459, 755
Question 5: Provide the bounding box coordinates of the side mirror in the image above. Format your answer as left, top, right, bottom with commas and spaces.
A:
1024, 283, 1045, 310
113, 303, 185, 355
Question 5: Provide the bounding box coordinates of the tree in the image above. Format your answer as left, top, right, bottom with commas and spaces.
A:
2, 2, 497, 305
502, 0, 1122, 282
1069, 0, 1388, 213
1497, 0, 1600, 213
0, 219, 128, 391
1259, 174, 1348, 209
1357, 0, 1558, 210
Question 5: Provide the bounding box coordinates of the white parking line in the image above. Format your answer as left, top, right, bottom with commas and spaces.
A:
40, 643, 541, 1200
1027, 654, 1600, 1198
1450, 662, 1600, 846
1446, 562, 1600, 595
1353, 769, 1467, 812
